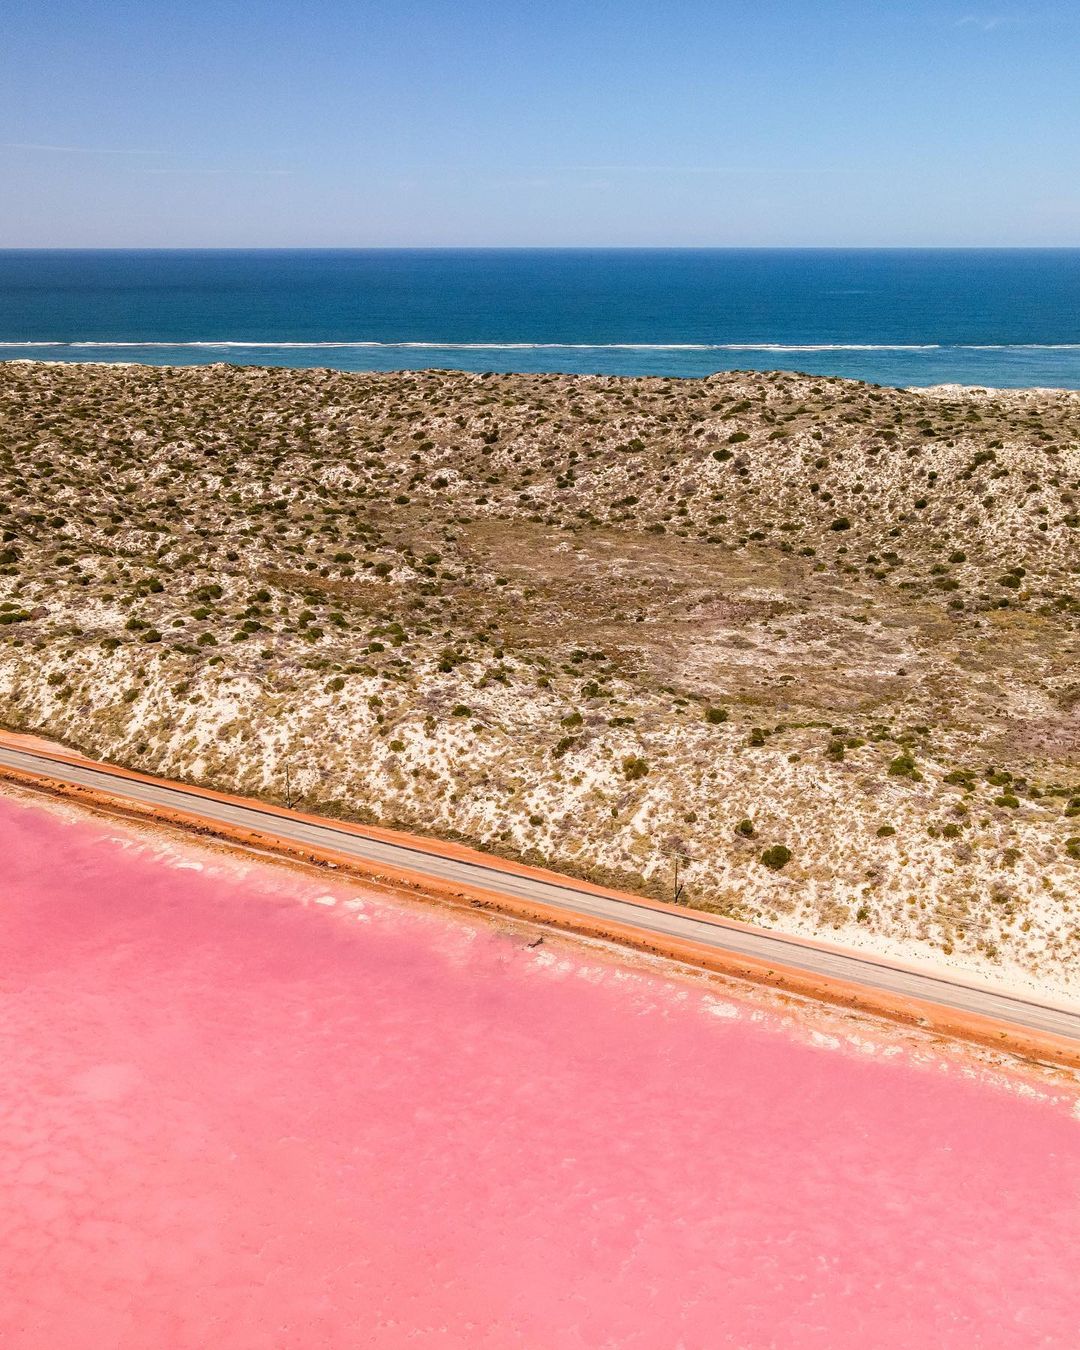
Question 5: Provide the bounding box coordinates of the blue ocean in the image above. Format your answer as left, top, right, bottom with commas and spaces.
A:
2, 249, 1080, 388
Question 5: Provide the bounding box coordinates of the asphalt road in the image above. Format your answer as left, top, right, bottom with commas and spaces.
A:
2, 742, 1078, 1045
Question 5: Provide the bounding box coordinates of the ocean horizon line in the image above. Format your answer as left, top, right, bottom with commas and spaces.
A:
3, 244, 1080, 253
5, 340, 1080, 352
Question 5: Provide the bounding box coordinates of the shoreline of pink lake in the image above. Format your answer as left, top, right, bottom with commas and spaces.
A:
1, 788, 1078, 1348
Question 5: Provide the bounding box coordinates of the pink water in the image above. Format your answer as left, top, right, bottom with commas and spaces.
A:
1, 793, 1078, 1349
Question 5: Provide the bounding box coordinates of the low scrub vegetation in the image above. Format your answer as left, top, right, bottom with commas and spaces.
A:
1, 361, 1078, 997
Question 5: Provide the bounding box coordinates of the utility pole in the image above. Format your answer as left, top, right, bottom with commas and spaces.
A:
284, 762, 292, 810
673, 854, 685, 904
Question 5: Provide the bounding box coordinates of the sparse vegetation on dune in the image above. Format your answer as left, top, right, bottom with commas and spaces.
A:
1, 361, 1078, 996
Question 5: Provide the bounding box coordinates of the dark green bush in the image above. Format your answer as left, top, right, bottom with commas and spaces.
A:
888, 753, 920, 780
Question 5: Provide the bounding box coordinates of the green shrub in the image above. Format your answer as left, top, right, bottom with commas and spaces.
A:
994, 794, 1020, 808
829, 517, 851, 531
876, 824, 896, 838
622, 755, 648, 780
760, 844, 792, 870
326, 676, 345, 692
749, 727, 766, 747
888, 753, 921, 780
736, 818, 755, 837
704, 706, 728, 724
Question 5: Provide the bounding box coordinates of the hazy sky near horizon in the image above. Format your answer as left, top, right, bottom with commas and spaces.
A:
3, 0, 1079, 247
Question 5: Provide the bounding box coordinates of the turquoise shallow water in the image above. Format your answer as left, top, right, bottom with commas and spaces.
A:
3, 248, 1080, 387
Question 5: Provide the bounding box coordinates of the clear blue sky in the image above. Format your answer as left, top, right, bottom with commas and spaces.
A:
3, 0, 1078, 247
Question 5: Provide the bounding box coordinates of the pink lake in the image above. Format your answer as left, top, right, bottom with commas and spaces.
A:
1, 790, 1078, 1349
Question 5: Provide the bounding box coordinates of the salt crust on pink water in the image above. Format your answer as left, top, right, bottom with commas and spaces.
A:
1, 791, 1078, 1349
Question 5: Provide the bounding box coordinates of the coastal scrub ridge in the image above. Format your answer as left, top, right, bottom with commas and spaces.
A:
1, 361, 1078, 997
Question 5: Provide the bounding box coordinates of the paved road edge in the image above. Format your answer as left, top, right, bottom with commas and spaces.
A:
2, 752, 1078, 1072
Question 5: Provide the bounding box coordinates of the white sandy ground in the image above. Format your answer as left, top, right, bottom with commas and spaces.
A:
2, 628, 1079, 1007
